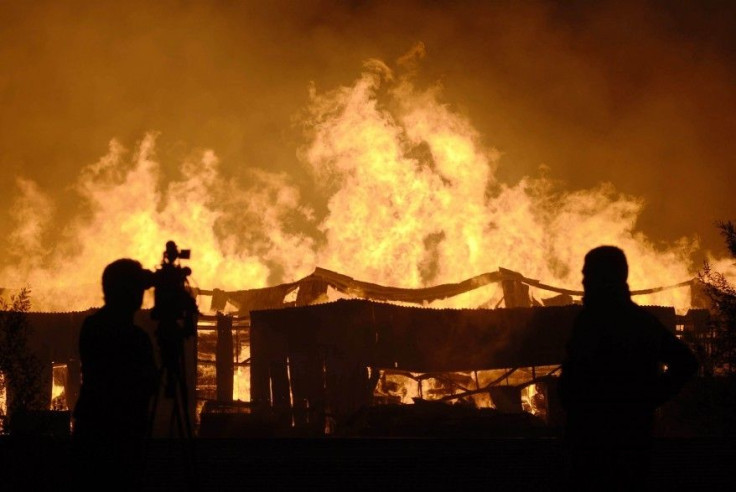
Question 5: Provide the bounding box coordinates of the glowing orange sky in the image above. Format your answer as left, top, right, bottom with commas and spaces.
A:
1, 0, 735, 277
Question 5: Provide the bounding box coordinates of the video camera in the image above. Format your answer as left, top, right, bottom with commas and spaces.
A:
148, 240, 198, 338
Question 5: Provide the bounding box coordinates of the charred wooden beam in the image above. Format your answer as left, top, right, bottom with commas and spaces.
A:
215, 313, 234, 402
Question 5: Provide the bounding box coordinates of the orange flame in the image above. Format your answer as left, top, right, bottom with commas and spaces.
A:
302, 57, 699, 310
1, 51, 725, 313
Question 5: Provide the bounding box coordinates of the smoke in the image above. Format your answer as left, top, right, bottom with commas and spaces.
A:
8, 178, 54, 262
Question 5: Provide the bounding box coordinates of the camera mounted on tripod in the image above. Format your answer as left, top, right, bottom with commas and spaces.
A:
142, 241, 199, 443
150, 240, 198, 336
147, 241, 199, 403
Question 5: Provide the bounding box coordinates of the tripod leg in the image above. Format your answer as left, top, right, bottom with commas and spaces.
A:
142, 365, 166, 489
174, 352, 199, 490
147, 366, 165, 439
169, 402, 180, 437
177, 355, 194, 439
172, 389, 185, 439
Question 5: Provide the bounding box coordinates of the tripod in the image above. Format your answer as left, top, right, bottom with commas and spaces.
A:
145, 319, 199, 490
149, 320, 194, 439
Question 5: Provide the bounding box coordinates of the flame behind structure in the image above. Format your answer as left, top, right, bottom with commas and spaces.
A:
1, 49, 725, 313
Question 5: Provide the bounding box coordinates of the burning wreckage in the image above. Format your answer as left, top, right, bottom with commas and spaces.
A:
2, 267, 707, 438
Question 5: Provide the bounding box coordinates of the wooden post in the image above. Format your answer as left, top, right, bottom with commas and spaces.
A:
249, 319, 271, 408
185, 327, 198, 428
65, 359, 81, 412
215, 313, 234, 402
288, 351, 324, 429
270, 357, 292, 427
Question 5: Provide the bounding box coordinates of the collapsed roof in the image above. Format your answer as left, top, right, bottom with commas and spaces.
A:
200, 266, 695, 315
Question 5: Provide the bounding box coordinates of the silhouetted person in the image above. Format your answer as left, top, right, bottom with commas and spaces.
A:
72, 259, 158, 490
559, 246, 698, 490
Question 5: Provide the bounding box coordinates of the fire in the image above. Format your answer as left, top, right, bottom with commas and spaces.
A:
0, 47, 722, 314
302, 51, 698, 311
232, 343, 250, 402
50, 363, 68, 411
521, 383, 546, 418
2, 136, 315, 311
0, 372, 7, 420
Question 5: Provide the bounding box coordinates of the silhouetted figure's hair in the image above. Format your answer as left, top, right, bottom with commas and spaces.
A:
582, 245, 631, 307
102, 258, 152, 313
559, 246, 698, 490
583, 245, 628, 284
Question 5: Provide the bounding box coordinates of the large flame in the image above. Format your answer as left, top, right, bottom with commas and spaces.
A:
302, 53, 697, 310
1, 49, 717, 312
2, 135, 315, 311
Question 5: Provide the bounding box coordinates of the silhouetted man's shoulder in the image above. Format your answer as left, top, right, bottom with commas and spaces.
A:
80, 308, 120, 343
82, 306, 129, 330
626, 302, 674, 338
628, 301, 666, 325
627, 303, 696, 358
80, 307, 151, 346
575, 300, 672, 341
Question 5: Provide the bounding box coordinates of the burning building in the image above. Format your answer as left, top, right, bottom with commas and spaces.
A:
1, 264, 706, 438
195, 266, 707, 437
1, 2, 733, 439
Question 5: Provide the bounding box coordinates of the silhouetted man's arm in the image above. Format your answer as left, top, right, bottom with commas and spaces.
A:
653, 331, 699, 408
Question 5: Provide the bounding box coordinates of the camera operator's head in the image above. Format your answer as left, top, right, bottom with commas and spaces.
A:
102, 258, 153, 315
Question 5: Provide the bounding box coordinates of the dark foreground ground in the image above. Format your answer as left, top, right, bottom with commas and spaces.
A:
1, 437, 734, 491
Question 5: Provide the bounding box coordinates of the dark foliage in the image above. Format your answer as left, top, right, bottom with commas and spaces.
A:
697, 222, 736, 375
0, 288, 44, 422
718, 220, 736, 258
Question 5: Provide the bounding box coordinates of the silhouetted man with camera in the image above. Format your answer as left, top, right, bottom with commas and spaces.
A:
72, 258, 158, 490
559, 246, 698, 490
